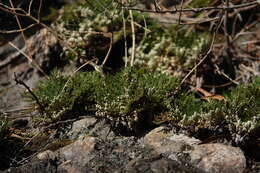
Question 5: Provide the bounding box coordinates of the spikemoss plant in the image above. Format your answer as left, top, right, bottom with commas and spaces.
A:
30, 68, 180, 132
29, 68, 259, 136
52, 1, 211, 74
175, 77, 260, 134
130, 24, 210, 75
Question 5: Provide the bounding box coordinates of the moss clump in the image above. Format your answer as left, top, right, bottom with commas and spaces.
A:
131, 24, 210, 75
53, 2, 210, 73
30, 68, 179, 132
175, 77, 260, 134
94, 68, 180, 131
29, 68, 259, 136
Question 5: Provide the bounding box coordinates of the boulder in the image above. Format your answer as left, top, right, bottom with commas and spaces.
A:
190, 143, 247, 173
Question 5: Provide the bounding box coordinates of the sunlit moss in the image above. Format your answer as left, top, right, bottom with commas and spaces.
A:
28, 67, 259, 135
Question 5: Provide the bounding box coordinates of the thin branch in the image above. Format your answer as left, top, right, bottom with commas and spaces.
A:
122, 1, 259, 14
14, 73, 45, 115
129, 9, 136, 67
28, 0, 34, 15
0, 23, 36, 33
102, 32, 113, 66
0, 3, 27, 16
9, 0, 27, 46
174, 11, 224, 93
179, 31, 216, 88
214, 64, 239, 85
73, 58, 98, 74
178, 0, 184, 24
122, 7, 128, 67
38, 0, 42, 21
8, 42, 47, 77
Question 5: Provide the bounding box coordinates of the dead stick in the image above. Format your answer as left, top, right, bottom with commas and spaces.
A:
14, 73, 45, 115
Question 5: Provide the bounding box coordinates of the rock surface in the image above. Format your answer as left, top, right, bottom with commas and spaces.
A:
190, 143, 247, 173
4, 122, 246, 173
144, 126, 201, 155
0, 28, 64, 116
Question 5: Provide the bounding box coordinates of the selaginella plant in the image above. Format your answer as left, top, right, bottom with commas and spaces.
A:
28, 66, 259, 137
51, 1, 210, 75
29, 68, 180, 132
174, 77, 260, 135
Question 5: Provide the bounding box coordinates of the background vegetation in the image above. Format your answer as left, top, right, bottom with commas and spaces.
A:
0, 0, 259, 170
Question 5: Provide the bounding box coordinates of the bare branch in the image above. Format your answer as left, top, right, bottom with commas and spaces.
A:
14, 73, 45, 115
0, 23, 36, 34
122, 1, 259, 14
102, 32, 113, 66
129, 9, 136, 67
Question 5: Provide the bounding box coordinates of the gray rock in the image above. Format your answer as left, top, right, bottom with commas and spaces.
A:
37, 150, 56, 161
0, 28, 63, 116
3, 125, 247, 173
67, 117, 97, 139
57, 136, 96, 167
67, 118, 116, 140
190, 143, 247, 173
144, 127, 201, 155
121, 153, 204, 173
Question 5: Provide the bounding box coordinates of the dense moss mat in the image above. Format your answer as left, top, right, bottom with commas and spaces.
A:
52, 1, 210, 74
27, 68, 259, 136
29, 68, 179, 133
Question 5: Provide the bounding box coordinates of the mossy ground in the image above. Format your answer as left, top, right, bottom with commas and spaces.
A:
1, 0, 259, 170
26, 68, 260, 138
21, 0, 260, 138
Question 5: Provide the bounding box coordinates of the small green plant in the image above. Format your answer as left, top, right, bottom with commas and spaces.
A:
28, 68, 259, 135
175, 77, 260, 134
129, 23, 211, 75
53, 1, 211, 73
29, 68, 180, 131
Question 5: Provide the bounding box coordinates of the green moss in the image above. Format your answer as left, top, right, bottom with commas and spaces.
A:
175, 77, 260, 133
131, 24, 211, 74
53, 2, 211, 71
28, 69, 259, 135
29, 68, 179, 131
